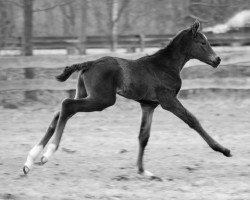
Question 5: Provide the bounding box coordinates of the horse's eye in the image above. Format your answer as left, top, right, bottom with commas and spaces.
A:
201, 42, 206, 45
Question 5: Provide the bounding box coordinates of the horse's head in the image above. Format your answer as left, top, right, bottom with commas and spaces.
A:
179, 20, 221, 68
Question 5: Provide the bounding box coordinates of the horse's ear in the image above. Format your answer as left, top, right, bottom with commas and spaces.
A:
191, 19, 201, 35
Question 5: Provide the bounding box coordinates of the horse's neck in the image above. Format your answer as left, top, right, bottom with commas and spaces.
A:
152, 45, 189, 72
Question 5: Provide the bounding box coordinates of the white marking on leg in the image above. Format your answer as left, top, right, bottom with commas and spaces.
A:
42, 143, 57, 161
143, 170, 154, 177
24, 145, 43, 169
141, 170, 163, 181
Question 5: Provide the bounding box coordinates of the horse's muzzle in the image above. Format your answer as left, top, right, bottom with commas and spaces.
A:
212, 56, 221, 68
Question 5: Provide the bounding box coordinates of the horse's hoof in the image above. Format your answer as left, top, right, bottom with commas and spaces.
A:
40, 156, 48, 164
223, 149, 232, 157
139, 170, 163, 181
23, 165, 30, 175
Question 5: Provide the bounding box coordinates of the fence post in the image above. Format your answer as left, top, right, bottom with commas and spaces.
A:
139, 33, 145, 52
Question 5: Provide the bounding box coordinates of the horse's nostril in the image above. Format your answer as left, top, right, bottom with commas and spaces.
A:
211, 56, 221, 68
217, 57, 221, 63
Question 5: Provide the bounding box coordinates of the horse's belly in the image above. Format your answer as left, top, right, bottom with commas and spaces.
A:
116, 83, 157, 101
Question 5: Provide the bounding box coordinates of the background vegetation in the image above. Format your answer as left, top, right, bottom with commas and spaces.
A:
0, 0, 249, 39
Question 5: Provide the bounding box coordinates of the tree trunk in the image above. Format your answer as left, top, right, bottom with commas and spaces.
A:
23, 0, 33, 56
60, 6, 70, 36
0, 2, 7, 48
23, 0, 37, 100
60, 3, 76, 37
78, 0, 88, 55
109, 0, 119, 52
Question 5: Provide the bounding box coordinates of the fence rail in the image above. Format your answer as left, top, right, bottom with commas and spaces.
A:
1, 78, 250, 92
1, 51, 250, 101
2, 32, 250, 54
0, 51, 249, 70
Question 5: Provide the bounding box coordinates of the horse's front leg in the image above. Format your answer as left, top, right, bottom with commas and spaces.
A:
137, 102, 160, 180
157, 91, 232, 157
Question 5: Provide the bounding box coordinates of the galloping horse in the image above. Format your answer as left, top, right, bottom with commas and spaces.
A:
23, 20, 231, 179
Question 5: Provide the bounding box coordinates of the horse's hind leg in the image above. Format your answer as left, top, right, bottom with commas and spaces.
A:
40, 67, 117, 164
41, 95, 116, 164
23, 74, 87, 174
23, 111, 60, 174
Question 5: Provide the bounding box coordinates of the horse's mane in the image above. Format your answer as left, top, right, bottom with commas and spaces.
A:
151, 29, 189, 58
167, 29, 189, 48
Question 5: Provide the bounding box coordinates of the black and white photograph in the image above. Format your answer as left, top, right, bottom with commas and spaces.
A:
0, 0, 250, 199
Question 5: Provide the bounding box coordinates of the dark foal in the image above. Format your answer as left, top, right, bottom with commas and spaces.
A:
23, 20, 231, 178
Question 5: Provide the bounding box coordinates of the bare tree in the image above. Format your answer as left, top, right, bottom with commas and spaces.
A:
43, 1, 56, 36
78, 0, 89, 54
178, 0, 250, 27
23, 0, 37, 100
0, 2, 7, 47
177, 0, 211, 24
60, 2, 76, 36
23, 0, 33, 55
0, 2, 15, 48
107, 0, 129, 52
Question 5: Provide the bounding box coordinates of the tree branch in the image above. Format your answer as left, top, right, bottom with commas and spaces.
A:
2, 0, 24, 8
190, 2, 248, 8
2, 0, 76, 12
32, 0, 75, 12
114, 0, 129, 23
186, 14, 212, 23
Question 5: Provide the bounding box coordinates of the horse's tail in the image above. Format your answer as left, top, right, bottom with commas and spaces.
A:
56, 62, 92, 82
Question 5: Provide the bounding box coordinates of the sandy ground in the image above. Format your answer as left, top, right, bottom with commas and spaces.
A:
0, 96, 250, 200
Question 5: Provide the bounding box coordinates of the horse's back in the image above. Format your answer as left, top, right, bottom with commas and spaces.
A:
79, 55, 156, 101
80, 56, 125, 98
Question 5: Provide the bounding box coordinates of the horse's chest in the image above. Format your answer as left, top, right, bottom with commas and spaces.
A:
117, 79, 152, 100
117, 70, 156, 100
160, 74, 182, 95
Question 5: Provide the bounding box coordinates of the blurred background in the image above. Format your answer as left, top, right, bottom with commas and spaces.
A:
0, 0, 250, 104
0, 0, 250, 54
0, 1, 250, 199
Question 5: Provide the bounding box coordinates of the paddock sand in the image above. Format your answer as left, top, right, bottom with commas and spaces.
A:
0, 95, 250, 200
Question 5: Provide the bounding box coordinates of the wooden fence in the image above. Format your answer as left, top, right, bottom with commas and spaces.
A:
0, 53, 250, 101
2, 77, 250, 92
2, 32, 250, 54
